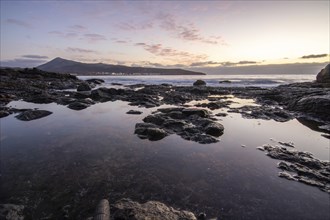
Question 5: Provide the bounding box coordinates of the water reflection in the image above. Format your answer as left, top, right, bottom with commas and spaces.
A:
0, 100, 329, 219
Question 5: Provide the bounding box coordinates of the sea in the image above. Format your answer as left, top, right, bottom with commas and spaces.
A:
78, 74, 316, 88
1, 73, 329, 219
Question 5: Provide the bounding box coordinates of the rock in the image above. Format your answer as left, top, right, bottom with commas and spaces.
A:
86, 78, 105, 84
67, 101, 91, 110
215, 112, 227, 117
0, 110, 10, 118
15, 109, 52, 121
182, 108, 210, 118
288, 95, 330, 122
126, 110, 143, 115
0, 204, 25, 220
111, 198, 197, 220
219, 80, 231, 84
316, 64, 330, 83
193, 80, 206, 86
134, 123, 168, 141
77, 83, 92, 91
135, 108, 224, 144
205, 123, 224, 137
258, 144, 330, 192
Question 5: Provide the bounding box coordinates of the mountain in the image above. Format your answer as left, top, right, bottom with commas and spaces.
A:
37, 57, 205, 75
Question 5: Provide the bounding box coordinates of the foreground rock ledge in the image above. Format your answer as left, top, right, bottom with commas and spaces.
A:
111, 198, 197, 220
257, 144, 330, 193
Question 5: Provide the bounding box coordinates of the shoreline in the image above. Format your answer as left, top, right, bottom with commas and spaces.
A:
1, 67, 329, 219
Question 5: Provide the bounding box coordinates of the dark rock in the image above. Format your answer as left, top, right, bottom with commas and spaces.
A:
182, 108, 210, 118
77, 83, 92, 91
219, 80, 231, 84
316, 64, 330, 83
111, 198, 197, 220
0, 204, 25, 220
126, 110, 143, 115
205, 123, 224, 137
68, 101, 91, 110
15, 109, 52, 121
193, 80, 206, 86
135, 107, 224, 144
0, 110, 10, 118
134, 123, 168, 141
215, 112, 228, 117
288, 95, 330, 122
111, 83, 123, 86
143, 114, 166, 125
259, 144, 330, 192
86, 78, 105, 84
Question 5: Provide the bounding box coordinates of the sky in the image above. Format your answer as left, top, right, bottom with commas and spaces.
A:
0, 0, 329, 72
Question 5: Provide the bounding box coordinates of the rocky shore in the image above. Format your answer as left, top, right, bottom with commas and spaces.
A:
1, 65, 329, 219
1, 66, 330, 132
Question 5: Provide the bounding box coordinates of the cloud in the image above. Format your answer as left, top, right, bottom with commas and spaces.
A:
301, 54, 328, 59
6, 19, 32, 28
66, 47, 98, 53
69, 25, 87, 31
115, 40, 128, 44
135, 42, 207, 63
84, 33, 107, 42
48, 31, 78, 39
156, 13, 226, 45
21, 55, 49, 59
221, 61, 259, 67
117, 21, 153, 31
190, 61, 221, 67
142, 61, 186, 68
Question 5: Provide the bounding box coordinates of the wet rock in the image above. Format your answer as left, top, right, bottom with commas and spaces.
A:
134, 123, 168, 141
77, 83, 92, 91
316, 64, 330, 83
193, 80, 206, 86
215, 112, 228, 117
258, 144, 330, 192
135, 107, 223, 144
288, 94, 330, 122
15, 109, 52, 121
0, 204, 25, 220
219, 80, 231, 84
0, 110, 10, 118
237, 105, 293, 122
111, 198, 197, 220
195, 101, 230, 110
278, 141, 295, 148
111, 82, 123, 86
205, 123, 224, 137
182, 108, 210, 118
126, 110, 143, 115
67, 100, 93, 110
86, 78, 105, 84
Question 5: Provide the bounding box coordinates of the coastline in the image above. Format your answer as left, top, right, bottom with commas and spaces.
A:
0, 68, 329, 219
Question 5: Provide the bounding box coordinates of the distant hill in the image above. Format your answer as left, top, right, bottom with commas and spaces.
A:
37, 57, 205, 75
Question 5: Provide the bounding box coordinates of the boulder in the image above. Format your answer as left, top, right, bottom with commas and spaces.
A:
205, 123, 224, 137
289, 94, 330, 121
77, 83, 92, 91
126, 110, 143, 115
15, 109, 52, 121
193, 80, 206, 86
134, 123, 168, 141
316, 64, 330, 83
86, 78, 105, 84
111, 198, 197, 220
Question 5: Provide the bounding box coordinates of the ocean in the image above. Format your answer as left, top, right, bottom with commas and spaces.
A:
79, 74, 316, 88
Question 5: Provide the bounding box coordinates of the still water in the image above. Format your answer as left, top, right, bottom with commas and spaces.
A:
1, 95, 329, 219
